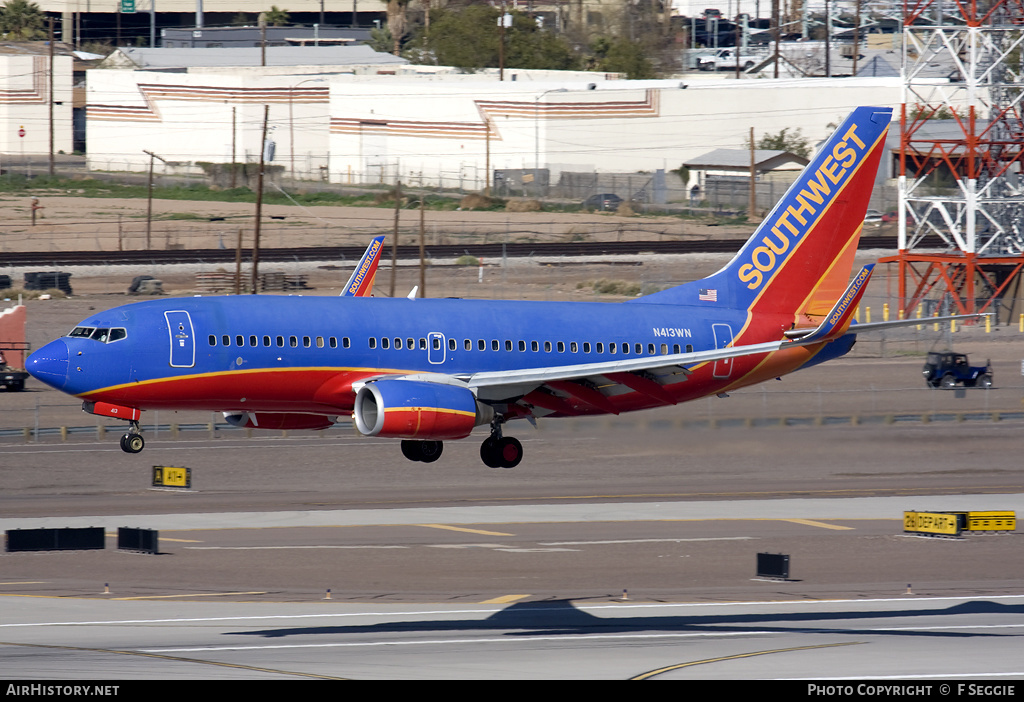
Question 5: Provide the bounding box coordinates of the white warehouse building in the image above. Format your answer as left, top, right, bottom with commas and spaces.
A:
0, 54, 74, 159
85, 67, 918, 193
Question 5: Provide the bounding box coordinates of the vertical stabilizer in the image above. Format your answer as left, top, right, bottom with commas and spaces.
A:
634, 106, 892, 320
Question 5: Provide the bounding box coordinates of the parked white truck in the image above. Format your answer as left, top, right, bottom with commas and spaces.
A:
695, 48, 761, 71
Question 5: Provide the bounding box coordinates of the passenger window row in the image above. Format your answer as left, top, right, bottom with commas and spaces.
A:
367, 337, 695, 355
208, 334, 351, 349
208, 333, 697, 357
368, 337, 426, 350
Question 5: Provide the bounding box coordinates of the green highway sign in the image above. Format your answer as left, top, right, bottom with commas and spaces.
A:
121, 0, 135, 12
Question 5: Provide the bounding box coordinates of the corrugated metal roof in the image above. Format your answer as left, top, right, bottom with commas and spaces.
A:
0, 41, 76, 57
684, 149, 808, 170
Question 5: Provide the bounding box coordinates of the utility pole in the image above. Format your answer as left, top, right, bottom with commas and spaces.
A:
251, 105, 269, 294
235, 228, 243, 295
749, 127, 757, 221
231, 106, 237, 188
852, 0, 861, 76
484, 120, 491, 196
772, 0, 780, 78
390, 181, 401, 297
143, 149, 168, 250
48, 18, 54, 177
259, 13, 267, 67
735, 15, 741, 80
824, 0, 831, 77
419, 195, 426, 298
498, 5, 509, 81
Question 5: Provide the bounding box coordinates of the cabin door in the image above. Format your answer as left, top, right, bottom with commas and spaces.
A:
712, 323, 734, 379
427, 332, 446, 365
165, 310, 196, 368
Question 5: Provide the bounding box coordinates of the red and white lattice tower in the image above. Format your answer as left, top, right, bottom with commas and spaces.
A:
878, 0, 1024, 322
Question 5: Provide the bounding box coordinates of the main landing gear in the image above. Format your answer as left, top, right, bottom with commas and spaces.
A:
401, 439, 443, 463
480, 435, 523, 468
119, 420, 145, 454
479, 420, 523, 469
399, 422, 524, 468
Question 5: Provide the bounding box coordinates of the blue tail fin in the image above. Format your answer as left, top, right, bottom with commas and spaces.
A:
634, 106, 892, 324
341, 235, 385, 297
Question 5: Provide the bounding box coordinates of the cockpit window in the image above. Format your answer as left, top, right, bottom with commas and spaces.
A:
67, 326, 127, 343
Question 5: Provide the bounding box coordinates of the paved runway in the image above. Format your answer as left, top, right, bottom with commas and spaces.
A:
2, 596, 1023, 680
2, 468, 1022, 679
2, 492, 1024, 530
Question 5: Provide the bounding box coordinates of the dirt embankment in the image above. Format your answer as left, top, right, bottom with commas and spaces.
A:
0, 194, 759, 254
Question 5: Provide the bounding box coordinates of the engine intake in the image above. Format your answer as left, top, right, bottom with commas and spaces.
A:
353, 379, 494, 440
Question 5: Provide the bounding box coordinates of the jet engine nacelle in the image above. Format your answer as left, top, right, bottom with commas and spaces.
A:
223, 411, 337, 431
353, 379, 494, 440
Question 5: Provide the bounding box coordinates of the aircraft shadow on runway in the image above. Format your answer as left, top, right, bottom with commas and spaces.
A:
230, 599, 1024, 639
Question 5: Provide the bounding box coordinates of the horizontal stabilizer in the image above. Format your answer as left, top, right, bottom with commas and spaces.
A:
849, 312, 991, 335
783, 265, 873, 344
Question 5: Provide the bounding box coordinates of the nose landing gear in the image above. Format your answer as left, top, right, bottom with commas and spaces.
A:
119, 420, 145, 454
82, 402, 146, 454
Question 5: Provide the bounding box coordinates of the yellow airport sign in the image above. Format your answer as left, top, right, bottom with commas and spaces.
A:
152, 466, 191, 488
953, 511, 1016, 532
904, 511, 960, 535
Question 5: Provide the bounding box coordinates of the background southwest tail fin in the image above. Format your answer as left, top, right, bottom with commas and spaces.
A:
341, 235, 385, 297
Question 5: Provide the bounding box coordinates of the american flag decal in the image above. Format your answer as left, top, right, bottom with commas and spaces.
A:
698, 288, 718, 302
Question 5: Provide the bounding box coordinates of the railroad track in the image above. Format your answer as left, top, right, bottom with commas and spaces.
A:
1, 235, 937, 268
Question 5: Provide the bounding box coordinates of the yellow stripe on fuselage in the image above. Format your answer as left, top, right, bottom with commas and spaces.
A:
76, 366, 409, 400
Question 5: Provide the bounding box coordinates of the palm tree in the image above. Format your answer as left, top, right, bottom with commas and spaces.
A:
0, 0, 47, 40
264, 6, 291, 27
386, 0, 411, 56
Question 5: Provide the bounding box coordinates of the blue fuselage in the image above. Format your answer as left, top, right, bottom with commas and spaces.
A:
28, 294, 853, 418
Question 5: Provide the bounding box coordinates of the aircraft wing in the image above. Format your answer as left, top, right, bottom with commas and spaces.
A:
462, 339, 785, 390
465, 266, 874, 390
341, 235, 385, 297
458, 313, 985, 414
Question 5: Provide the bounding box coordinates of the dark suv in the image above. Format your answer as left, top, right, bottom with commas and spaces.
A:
582, 193, 623, 211
922, 351, 993, 388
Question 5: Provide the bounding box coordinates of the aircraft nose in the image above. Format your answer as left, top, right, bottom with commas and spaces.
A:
26, 339, 69, 390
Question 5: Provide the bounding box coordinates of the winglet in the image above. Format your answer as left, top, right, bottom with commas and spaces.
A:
784, 264, 874, 344
341, 235, 385, 297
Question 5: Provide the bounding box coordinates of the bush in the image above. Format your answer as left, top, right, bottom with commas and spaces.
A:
579, 279, 642, 296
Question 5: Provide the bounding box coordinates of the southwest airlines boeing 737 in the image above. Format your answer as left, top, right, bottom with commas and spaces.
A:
26, 107, 973, 468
